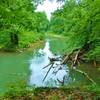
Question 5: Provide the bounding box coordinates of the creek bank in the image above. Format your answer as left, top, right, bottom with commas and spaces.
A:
0, 40, 45, 53
0, 35, 99, 98
2, 86, 100, 100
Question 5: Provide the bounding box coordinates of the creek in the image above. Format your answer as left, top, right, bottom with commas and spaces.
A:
0, 37, 99, 95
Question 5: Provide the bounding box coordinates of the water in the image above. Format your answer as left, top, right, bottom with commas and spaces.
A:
0, 52, 31, 95
0, 37, 99, 95
29, 40, 71, 87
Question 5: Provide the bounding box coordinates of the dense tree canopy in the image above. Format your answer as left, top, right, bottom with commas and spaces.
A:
0, 0, 48, 49
49, 0, 100, 61
0, 0, 99, 62
0, 1, 100, 99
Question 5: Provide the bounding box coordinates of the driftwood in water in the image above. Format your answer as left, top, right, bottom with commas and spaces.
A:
42, 48, 96, 84
60, 49, 82, 68
43, 63, 54, 82
57, 75, 66, 86
42, 49, 82, 82
48, 57, 61, 62
42, 56, 62, 82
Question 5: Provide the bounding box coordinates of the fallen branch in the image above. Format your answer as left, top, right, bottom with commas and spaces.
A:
74, 69, 96, 85
42, 56, 61, 82
71, 49, 80, 68
43, 63, 52, 69
42, 63, 54, 82
48, 57, 61, 62
57, 75, 66, 86
61, 55, 69, 64
42, 48, 96, 85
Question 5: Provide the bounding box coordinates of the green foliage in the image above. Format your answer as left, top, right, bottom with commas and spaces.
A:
48, 94, 60, 100
0, 0, 48, 50
49, 0, 100, 61
2, 86, 100, 100
3, 86, 35, 100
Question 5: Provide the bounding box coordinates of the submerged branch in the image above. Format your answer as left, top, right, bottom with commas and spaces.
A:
74, 69, 96, 85
57, 75, 66, 86
43, 63, 51, 69
42, 63, 54, 82
42, 48, 97, 84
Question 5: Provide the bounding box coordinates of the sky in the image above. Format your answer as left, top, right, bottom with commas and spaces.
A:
35, 0, 63, 20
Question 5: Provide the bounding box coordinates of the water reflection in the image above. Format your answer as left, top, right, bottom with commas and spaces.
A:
29, 40, 71, 87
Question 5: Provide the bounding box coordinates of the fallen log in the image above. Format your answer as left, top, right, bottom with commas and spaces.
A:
42, 47, 97, 84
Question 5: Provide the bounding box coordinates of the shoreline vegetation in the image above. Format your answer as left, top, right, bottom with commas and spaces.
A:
0, 33, 100, 99
0, 34, 64, 53
0, 35, 100, 99
0, 0, 100, 99
0, 40, 45, 53
1, 86, 100, 100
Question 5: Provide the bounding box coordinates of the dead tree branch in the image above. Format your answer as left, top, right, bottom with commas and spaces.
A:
71, 49, 81, 68
43, 63, 54, 82
42, 48, 97, 84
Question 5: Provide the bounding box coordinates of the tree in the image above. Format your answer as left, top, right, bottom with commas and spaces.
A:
0, 0, 48, 49
49, 0, 100, 61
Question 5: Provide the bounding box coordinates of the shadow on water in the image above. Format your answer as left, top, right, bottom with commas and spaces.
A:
29, 40, 71, 87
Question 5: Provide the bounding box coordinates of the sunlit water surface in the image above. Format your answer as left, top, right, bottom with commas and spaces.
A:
29, 40, 71, 87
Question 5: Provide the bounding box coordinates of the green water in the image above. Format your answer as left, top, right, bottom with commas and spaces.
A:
0, 37, 100, 95
49, 38, 100, 86
0, 51, 32, 94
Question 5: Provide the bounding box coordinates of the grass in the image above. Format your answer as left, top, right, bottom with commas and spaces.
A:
1, 85, 100, 100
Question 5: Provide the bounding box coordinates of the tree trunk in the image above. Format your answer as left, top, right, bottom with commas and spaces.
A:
10, 33, 18, 45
